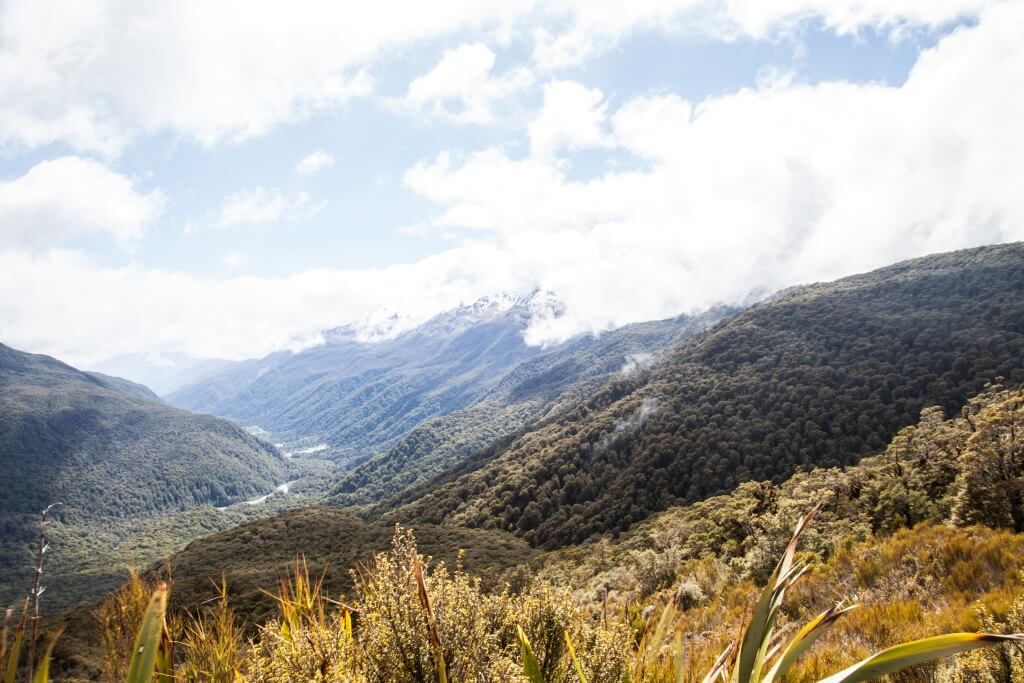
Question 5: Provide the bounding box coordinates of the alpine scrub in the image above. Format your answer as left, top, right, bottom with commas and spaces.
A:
7, 512, 1020, 682
618, 505, 1023, 683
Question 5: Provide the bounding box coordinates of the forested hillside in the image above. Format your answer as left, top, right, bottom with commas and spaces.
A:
329, 308, 733, 507
537, 383, 1024, 597
386, 243, 1024, 548
167, 293, 562, 464
0, 344, 287, 608
166, 508, 537, 624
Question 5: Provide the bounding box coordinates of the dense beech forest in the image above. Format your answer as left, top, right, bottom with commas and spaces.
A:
386, 243, 1024, 548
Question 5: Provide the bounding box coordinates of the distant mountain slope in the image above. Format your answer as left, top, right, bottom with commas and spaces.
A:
330, 308, 733, 507
0, 344, 286, 605
167, 292, 563, 464
387, 242, 1024, 548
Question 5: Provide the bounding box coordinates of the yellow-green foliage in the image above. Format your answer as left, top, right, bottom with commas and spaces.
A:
38, 519, 1016, 683
101, 523, 1014, 683
245, 528, 629, 682
952, 389, 1024, 531
936, 595, 1024, 682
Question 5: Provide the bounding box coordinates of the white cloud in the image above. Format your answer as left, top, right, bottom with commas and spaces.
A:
528, 80, 611, 158
405, 43, 533, 124
0, 1, 517, 153
0, 1, 997, 153
0, 156, 164, 249
214, 188, 323, 229
295, 150, 335, 175
408, 2, 1024, 342
720, 0, 993, 40
611, 94, 692, 162
530, 0, 996, 69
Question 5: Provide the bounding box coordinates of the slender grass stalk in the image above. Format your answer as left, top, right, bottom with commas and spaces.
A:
414, 554, 447, 683
0, 607, 12, 675
518, 625, 544, 683
26, 504, 58, 682
30, 628, 61, 683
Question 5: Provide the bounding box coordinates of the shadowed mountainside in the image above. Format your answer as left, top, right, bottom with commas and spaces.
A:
0, 344, 286, 608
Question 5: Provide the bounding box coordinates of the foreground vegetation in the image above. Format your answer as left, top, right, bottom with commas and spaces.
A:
4, 516, 1021, 682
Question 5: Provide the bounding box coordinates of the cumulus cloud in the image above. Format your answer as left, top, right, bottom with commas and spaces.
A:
0, 156, 164, 249
0, 1, 997, 153
0, 1, 512, 153
528, 80, 611, 158
214, 188, 323, 229
409, 2, 1024, 342
295, 150, 335, 175
405, 43, 533, 124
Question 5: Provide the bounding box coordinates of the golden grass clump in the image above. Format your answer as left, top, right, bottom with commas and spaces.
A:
245, 558, 358, 682
176, 576, 242, 683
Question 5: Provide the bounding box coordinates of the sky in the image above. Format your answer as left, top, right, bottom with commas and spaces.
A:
1, 0, 1023, 369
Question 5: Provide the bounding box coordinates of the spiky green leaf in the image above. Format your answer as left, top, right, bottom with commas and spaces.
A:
565, 630, 587, 683
816, 632, 1024, 683
31, 629, 61, 683
762, 604, 856, 683
126, 584, 168, 683
518, 625, 544, 683
3, 600, 27, 683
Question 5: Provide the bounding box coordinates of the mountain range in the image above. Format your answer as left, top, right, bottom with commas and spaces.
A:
166, 292, 562, 465
1, 289, 721, 611
384, 242, 1024, 547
